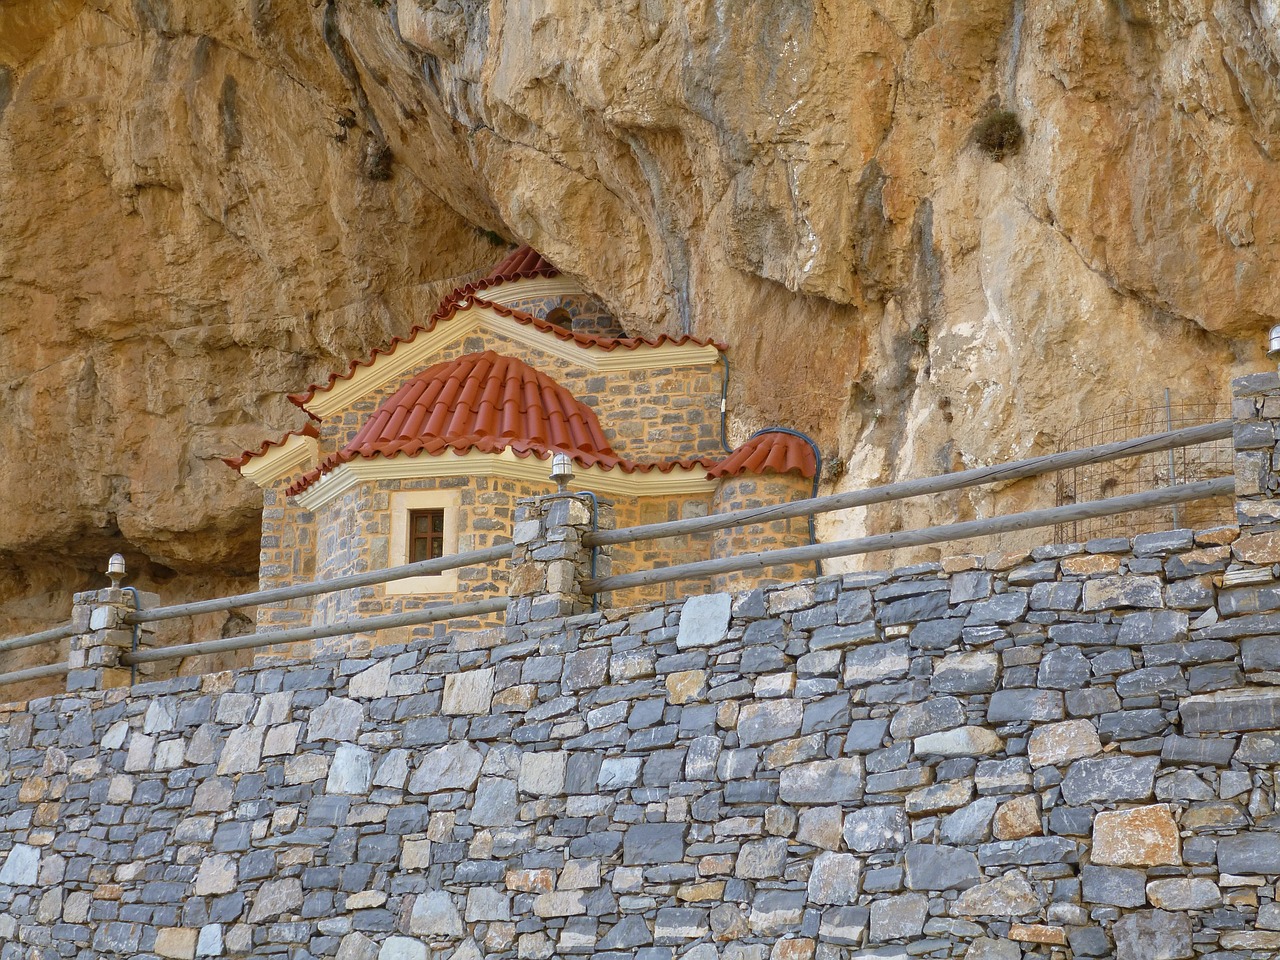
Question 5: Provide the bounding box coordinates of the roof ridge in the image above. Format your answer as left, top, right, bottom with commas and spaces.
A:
288, 295, 726, 411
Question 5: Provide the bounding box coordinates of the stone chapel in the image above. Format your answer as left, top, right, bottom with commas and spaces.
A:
224, 247, 818, 656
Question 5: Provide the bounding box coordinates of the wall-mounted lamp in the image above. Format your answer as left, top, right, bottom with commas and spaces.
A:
1268, 324, 1280, 361
550, 453, 575, 493
107, 553, 126, 589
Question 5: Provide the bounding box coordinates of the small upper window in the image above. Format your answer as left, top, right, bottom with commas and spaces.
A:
545, 306, 572, 328
409, 508, 446, 562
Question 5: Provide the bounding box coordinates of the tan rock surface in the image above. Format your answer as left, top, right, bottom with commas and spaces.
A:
3, 1, 1280, 684
1092, 803, 1182, 867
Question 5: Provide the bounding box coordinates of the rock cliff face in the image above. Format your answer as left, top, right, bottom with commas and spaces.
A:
1, 0, 1277, 656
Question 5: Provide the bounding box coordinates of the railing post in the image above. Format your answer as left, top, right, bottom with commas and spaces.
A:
66, 556, 151, 693
505, 493, 612, 640
1232, 372, 1280, 533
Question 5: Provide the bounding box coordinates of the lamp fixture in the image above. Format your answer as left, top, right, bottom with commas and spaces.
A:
107, 553, 126, 589
550, 453, 575, 493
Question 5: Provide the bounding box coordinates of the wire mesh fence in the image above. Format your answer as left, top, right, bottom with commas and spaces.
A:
1054, 396, 1234, 543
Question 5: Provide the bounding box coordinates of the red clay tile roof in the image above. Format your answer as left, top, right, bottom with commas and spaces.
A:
221, 423, 319, 472
482, 245, 561, 284
707, 430, 817, 480
286, 352, 722, 496
288, 295, 725, 409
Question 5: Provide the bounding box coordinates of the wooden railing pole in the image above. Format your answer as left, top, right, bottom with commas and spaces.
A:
585, 420, 1233, 547
584, 477, 1234, 595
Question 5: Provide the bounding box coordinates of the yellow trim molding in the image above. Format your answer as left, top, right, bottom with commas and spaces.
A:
294, 449, 718, 511
242, 434, 319, 488
482, 276, 580, 305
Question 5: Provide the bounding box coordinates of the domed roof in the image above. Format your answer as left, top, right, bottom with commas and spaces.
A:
288, 352, 630, 494
707, 430, 817, 480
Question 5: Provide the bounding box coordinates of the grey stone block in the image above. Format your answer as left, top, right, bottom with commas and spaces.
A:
1160, 735, 1235, 766
1038, 648, 1090, 689
1112, 909, 1193, 960
843, 639, 909, 687
879, 591, 950, 625
1115, 666, 1187, 698
843, 806, 908, 853
869, 892, 927, 942
966, 592, 1029, 625
623, 823, 684, 865
1181, 688, 1280, 734
1218, 832, 1280, 875
909, 618, 964, 650
1060, 755, 1159, 805
676, 594, 732, 649
779, 757, 864, 804
940, 798, 998, 846
903, 844, 980, 891
987, 689, 1064, 723
1083, 865, 1147, 907
888, 696, 964, 738
932, 652, 999, 694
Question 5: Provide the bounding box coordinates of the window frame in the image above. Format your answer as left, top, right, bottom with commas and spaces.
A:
408, 507, 447, 563
387, 489, 460, 595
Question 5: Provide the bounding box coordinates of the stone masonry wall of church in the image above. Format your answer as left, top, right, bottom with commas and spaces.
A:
286, 477, 724, 654
6, 520, 1280, 959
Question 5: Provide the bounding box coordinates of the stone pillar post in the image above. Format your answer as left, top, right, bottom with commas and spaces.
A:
506, 493, 613, 640
1232, 372, 1280, 533
67, 588, 136, 692
66, 557, 156, 692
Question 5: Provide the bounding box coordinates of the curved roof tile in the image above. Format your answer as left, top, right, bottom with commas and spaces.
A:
482, 245, 561, 283
288, 295, 725, 409
707, 430, 817, 480
222, 423, 319, 472
285, 351, 722, 496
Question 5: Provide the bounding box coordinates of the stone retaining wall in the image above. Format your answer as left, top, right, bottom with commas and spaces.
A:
6, 520, 1280, 960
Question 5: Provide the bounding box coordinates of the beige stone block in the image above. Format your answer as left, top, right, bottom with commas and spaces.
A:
493, 684, 537, 711
531, 891, 585, 918
677, 881, 726, 902
1197, 525, 1240, 546
505, 868, 554, 893
1221, 931, 1280, 950
284, 753, 330, 784
1027, 719, 1102, 767
1009, 924, 1066, 945
1146, 877, 1221, 910
698, 854, 736, 876
194, 855, 237, 896
771, 938, 815, 960
666, 669, 707, 704
518, 751, 567, 796
442, 669, 495, 715
18, 776, 49, 803
154, 928, 198, 960
1235, 532, 1280, 564
1092, 804, 1181, 866
1060, 554, 1122, 576
993, 794, 1041, 841
401, 838, 432, 870
797, 807, 844, 850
